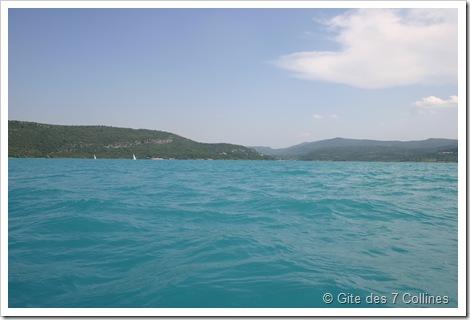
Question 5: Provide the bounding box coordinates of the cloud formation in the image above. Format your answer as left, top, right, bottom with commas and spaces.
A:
276, 9, 457, 89
313, 114, 339, 120
414, 95, 458, 109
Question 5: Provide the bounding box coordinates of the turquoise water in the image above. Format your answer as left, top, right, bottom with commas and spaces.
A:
9, 159, 457, 308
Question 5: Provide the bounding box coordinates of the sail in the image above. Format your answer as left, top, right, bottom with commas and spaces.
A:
133, 154, 136, 160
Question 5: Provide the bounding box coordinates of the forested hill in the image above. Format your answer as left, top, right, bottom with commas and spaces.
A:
253, 137, 458, 162
9, 121, 458, 162
8, 121, 269, 160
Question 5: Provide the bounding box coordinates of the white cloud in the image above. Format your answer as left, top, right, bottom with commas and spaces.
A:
414, 95, 458, 108
313, 114, 339, 120
276, 9, 457, 89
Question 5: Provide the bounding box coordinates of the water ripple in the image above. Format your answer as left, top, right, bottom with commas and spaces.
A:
9, 159, 457, 307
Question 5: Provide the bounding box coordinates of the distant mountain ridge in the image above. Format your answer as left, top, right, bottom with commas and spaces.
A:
252, 137, 457, 162
9, 121, 457, 162
8, 121, 269, 160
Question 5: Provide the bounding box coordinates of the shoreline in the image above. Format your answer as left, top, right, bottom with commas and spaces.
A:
7, 157, 458, 164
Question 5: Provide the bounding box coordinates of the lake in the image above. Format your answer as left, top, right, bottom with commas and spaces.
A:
8, 159, 458, 307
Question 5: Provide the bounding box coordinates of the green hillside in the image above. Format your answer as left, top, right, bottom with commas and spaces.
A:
253, 137, 458, 162
9, 121, 458, 162
9, 121, 269, 160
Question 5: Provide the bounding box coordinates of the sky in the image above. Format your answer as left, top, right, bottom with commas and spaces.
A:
9, 8, 458, 148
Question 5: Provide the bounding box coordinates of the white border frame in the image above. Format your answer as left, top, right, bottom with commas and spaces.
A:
0, 1, 466, 317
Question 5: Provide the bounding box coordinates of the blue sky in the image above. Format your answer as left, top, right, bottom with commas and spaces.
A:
9, 9, 458, 148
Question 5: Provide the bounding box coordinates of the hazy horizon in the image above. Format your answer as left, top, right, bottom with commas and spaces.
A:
9, 9, 458, 148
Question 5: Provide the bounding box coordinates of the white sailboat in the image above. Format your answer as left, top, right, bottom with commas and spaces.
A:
133, 154, 136, 160
93, 154, 97, 160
